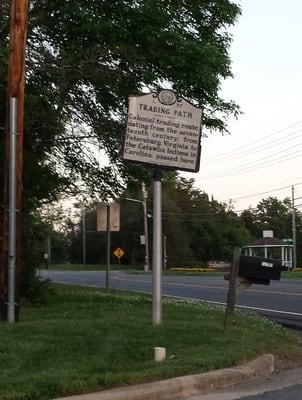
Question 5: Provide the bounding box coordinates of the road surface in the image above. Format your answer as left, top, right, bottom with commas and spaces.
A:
186, 366, 302, 399
41, 270, 302, 328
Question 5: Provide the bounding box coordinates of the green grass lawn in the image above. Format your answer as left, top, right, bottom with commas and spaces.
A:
281, 270, 302, 279
166, 270, 302, 279
44, 263, 140, 271
46, 264, 302, 279
0, 284, 301, 400
164, 270, 225, 276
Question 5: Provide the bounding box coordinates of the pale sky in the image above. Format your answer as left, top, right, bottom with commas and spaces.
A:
186, 0, 302, 212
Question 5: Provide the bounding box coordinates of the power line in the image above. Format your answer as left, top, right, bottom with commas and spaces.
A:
223, 185, 292, 201
162, 212, 217, 216
204, 141, 302, 176
205, 128, 302, 165
221, 177, 302, 201
161, 207, 256, 217
201, 149, 302, 179
205, 120, 302, 161
162, 216, 241, 222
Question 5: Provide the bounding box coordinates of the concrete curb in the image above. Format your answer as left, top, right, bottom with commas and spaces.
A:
54, 354, 274, 400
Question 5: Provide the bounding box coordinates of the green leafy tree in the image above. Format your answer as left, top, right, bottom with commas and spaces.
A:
190, 195, 250, 263
239, 196, 302, 265
69, 198, 146, 266
1, 0, 242, 213
160, 173, 250, 266
295, 211, 302, 266
240, 198, 293, 242
27, 0, 240, 197
255, 197, 292, 240
161, 175, 196, 266
240, 208, 259, 239
1, 0, 241, 309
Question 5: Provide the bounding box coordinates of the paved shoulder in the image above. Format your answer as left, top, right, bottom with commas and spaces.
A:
188, 367, 302, 400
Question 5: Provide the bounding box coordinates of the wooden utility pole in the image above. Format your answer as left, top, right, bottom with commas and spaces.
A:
0, 0, 29, 322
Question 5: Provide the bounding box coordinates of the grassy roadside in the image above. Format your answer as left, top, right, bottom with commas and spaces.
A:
44, 263, 139, 271
166, 269, 302, 279
1, 284, 301, 400
164, 270, 225, 277
46, 264, 302, 279
165, 270, 302, 279
281, 270, 302, 279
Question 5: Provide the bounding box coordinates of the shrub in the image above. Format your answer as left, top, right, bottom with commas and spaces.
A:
22, 277, 56, 306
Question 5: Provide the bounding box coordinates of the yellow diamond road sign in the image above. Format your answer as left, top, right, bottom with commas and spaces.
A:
113, 247, 125, 259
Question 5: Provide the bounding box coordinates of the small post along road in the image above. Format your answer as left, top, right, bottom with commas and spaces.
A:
41, 270, 302, 329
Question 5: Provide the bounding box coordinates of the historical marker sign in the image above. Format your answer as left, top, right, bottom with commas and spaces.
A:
122, 90, 202, 172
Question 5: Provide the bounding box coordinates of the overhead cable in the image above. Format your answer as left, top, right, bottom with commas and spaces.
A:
204, 141, 302, 176
205, 120, 302, 161
222, 178, 302, 201
201, 149, 302, 179
205, 128, 302, 165
161, 207, 256, 217
223, 185, 292, 201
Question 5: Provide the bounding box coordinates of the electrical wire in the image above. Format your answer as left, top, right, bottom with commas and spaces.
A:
222, 178, 302, 201
204, 141, 302, 175
223, 184, 293, 201
162, 215, 241, 222
204, 128, 302, 165
204, 120, 302, 161
201, 149, 302, 179
161, 207, 257, 217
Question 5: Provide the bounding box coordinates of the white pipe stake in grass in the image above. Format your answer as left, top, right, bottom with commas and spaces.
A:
154, 347, 166, 362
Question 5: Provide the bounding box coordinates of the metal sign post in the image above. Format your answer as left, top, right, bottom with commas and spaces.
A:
121, 89, 203, 326
141, 182, 150, 272
106, 204, 111, 290
152, 168, 162, 326
97, 202, 120, 290
82, 208, 86, 265
7, 97, 18, 323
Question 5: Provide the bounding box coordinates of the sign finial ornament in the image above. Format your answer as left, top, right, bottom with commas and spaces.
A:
158, 89, 177, 106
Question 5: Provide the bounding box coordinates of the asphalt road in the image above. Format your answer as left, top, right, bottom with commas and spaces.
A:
187, 367, 302, 400
40, 270, 302, 328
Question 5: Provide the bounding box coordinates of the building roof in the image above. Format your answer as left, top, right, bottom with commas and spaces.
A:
245, 237, 284, 247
